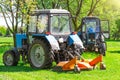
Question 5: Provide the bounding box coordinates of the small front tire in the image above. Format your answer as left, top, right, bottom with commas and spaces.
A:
3, 50, 18, 66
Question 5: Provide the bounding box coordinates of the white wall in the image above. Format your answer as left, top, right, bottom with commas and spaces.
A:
0, 13, 13, 27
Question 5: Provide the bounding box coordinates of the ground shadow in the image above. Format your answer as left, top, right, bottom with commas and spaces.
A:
0, 42, 12, 44
108, 50, 120, 54
0, 64, 76, 73
106, 40, 120, 42
0, 45, 12, 48
0, 65, 40, 72
52, 66, 93, 74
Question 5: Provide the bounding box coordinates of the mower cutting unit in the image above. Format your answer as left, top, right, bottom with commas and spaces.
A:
56, 54, 106, 72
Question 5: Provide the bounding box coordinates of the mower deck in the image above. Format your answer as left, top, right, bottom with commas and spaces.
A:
56, 55, 106, 72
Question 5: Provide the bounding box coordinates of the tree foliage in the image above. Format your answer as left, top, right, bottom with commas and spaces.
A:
94, 0, 120, 39
0, 26, 6, 36
0, 0, 36, 46
35, 0, 101, 31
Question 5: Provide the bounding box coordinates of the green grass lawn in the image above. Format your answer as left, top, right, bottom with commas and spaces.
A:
0, 37, 120, 80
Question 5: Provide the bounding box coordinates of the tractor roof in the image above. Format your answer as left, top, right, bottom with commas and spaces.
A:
31, 9, 70, 15
82, 16, 100, 20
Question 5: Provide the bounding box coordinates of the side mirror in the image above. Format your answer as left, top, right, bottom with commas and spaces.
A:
101, 20, 110, 39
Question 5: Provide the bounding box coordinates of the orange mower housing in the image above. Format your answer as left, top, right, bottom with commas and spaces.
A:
57, 54, 106, 72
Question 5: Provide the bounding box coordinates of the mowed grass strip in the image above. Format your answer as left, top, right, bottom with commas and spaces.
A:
0, 37, 120, 80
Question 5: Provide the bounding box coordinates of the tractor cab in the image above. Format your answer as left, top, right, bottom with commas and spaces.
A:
28, 9, 71, 42
78, 16, 109, 55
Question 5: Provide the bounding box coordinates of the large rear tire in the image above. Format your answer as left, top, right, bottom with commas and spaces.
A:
28, 39, 52, 69
3, 50, 18, 66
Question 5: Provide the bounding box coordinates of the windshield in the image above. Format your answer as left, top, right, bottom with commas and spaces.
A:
82, 19, 100, 33
51, 14, 70, 35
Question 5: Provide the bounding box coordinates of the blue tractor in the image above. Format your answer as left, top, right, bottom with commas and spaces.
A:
3, 9, 84, 68
78, 16, 109, 56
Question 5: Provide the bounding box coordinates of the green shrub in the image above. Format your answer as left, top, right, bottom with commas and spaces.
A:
0, 26, 7, 36
5, 28, 12, 37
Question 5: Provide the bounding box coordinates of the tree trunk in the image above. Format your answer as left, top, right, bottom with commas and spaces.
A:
13, 33, 16, 47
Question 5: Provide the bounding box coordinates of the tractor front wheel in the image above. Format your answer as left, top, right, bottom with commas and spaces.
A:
28, 39, 52, 69
3, 50, 18, 66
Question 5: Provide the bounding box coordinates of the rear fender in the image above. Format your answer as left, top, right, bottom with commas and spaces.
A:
45, 35, 60, 50
68, 34, 84, 49
32, 34, 60, 50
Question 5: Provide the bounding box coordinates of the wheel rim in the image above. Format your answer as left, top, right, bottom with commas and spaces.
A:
5, 53, 14, 66
30, 44, 45, 68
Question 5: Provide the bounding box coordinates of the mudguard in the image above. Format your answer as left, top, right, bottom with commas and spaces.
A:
45, 35, 60, 50
68, 34, 84, 49
32, 34, 60, 50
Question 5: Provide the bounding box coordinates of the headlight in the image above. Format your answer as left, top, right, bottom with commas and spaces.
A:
58, 38, 64, 43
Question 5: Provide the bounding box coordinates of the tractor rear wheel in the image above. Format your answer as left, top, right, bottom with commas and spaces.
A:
28, 39, 52, 69
3, 50, 18, 66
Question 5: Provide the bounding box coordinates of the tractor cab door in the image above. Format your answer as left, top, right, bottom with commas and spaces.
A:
28, 14, 49, 44
101, 20, 110, 39
28, 14, 48, 34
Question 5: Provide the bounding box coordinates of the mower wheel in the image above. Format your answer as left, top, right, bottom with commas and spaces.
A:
3, 50, 18, 66
100, 62, 106, 70
74, 64, 81, 73
28, 39, 52, 69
